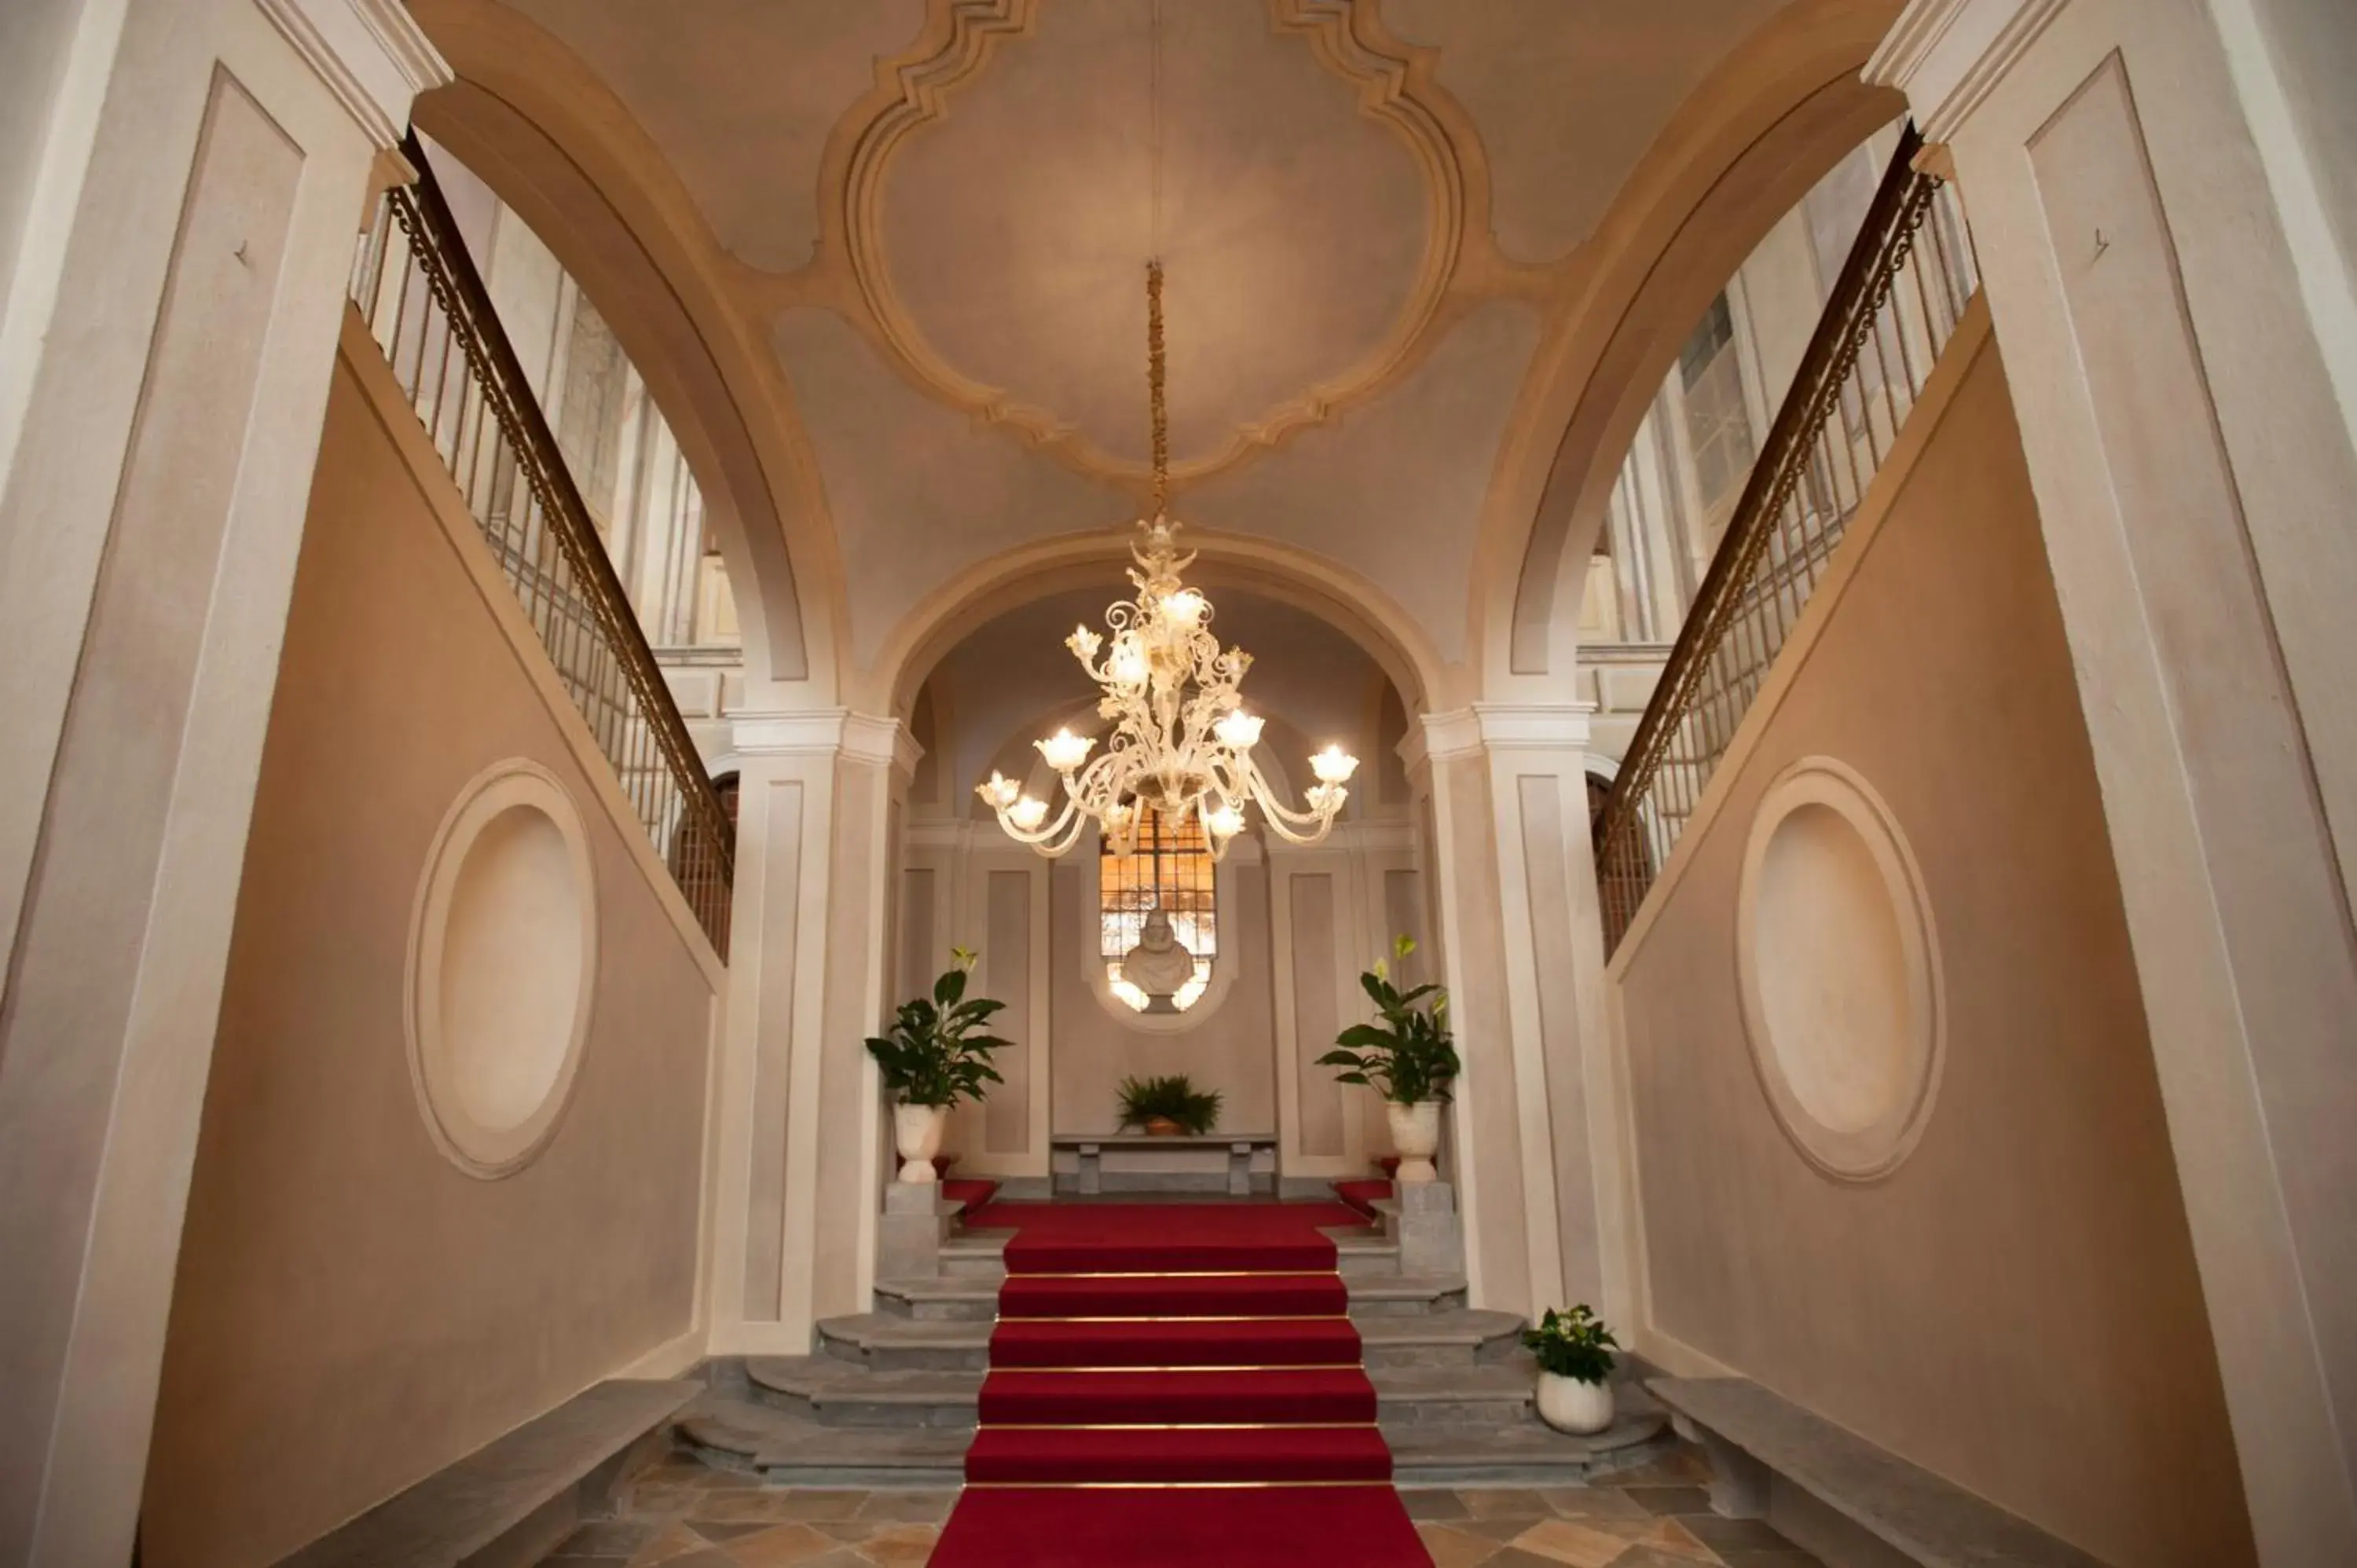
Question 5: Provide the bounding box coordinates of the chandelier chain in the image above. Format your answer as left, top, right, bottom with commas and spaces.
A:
1148, 261, 1168, 515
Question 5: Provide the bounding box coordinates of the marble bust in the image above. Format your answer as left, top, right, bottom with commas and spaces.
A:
1122, 910, 1197, 1013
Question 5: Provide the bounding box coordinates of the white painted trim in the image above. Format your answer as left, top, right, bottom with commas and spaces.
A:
732, 707, 907, 766
1410, 704, 1594, 773
1483, 756, 1571, 1311
338, 314, 726, 990
615, 1324, 711, 1381
1864, 0, 2073, 144
253, 0, 452, 149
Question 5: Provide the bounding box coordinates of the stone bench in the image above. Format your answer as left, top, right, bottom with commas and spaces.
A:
276, 1377, 699, 1568
1051, 1132, 1277, 1196
1648, 1377, 2104, 1568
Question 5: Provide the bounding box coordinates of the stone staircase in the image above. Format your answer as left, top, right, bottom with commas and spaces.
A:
680, 1197, 1669, 1488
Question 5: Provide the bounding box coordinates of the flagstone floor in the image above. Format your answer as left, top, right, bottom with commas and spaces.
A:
538, 1448, 1827, 1567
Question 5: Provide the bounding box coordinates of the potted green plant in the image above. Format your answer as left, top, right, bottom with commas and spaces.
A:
1116, 1074, 1222, 1136
1523, 1304, 1620, 1434
1317, 936, 1460, 1182
866, 947, 1010, 1183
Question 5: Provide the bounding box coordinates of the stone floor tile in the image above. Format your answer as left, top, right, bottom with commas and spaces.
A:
1582, 1519, 1716, 1562
1402, 1489, 1473, 1521
1600, 1450, 1712, 1487
691, 1522, 778, 1544
1417, 1523, 1506, 1568
627, 1483, 707, 1515
1539, 1486, 1651, 1520
628, 1522, 718, 1565
1615, 1551, 1728, 1568
852, 1491, 955, 1523
552, 1520, 662, 1556
789, 1552, 889, 1568
694, 1489, 873, 1526
1508, 1517, 1645, 1567
1460, 1514, 1556, 1543
1715, 1552, 1823, 1567
852, 1523, 940, 1564
1464, 1489, 1556, 1518
1622, 1486, 1714, 1517
1486, 1549, 1604, 1568
722, 1523, 845, 1566
1679, 1516, 1794, 1551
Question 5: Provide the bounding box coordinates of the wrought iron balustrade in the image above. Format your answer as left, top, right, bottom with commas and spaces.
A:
349, 139, 735, 950
1593, 125, 1978, 953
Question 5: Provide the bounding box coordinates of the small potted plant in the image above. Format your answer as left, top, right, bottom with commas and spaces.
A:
866, 947, 1010, 1183
1317, 936, 1460, 1182
1523, 1304, 1621, 1434
1116, 1073, 1222, 1136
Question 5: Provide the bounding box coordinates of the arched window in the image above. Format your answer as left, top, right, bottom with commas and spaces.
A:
1100, 805, 1216, 1012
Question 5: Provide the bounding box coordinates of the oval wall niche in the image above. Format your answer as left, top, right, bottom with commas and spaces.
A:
406, 759, 599, 1179
1736, 757, 1943, 1181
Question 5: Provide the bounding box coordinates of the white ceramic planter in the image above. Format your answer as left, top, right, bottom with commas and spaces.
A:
1536, 1371, 1615, 1435
893, 1102, 948, 1183
1387, 1099, 1442, 1184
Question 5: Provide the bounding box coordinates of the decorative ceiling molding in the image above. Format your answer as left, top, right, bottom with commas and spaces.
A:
258, 0, 454, 148
830, 0, 1475, 491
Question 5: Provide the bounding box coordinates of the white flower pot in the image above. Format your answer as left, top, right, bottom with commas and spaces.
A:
1386, 1100, 1442, 1185
1536, 1371, 1615, 1435
893, 1102, 948, 1183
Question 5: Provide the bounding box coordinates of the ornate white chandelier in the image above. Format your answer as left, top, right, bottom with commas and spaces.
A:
976, 262, 1358, 861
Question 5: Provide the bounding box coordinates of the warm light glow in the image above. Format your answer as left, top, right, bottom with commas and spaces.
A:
1161, 588, 1207, 625
1204, 803, 1247, 839
1310, 746, 1360, 785
1214, 710, 1265, 750
1037, 728, 1095, 773
1109, 635, 1149, 687
1010, 796, 1050, 832
1067, 624, 1103, 661
981, 771, 1023, 809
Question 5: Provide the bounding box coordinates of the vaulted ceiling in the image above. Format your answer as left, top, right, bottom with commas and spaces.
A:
409, 0, 1901, 708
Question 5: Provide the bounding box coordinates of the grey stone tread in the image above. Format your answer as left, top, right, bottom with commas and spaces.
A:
280, 1378, 699, 1568
750, 1355, 981, 1405
1355, 1308, 1523, 1347
1650, 1377, 2105, 1567
1323, 1226, 1397, 1250
870, 1271, 1464, 1304
1373, 1364, 1538, 1401
1385, 1410, 1669, 1470
826, 1306, 1510, 1350
684, 1396, 971, 1473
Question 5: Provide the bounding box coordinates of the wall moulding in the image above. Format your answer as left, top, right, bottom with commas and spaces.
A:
1864, 0, 2072, 144
255, 0, 454, 148
823, 0, 1482, 489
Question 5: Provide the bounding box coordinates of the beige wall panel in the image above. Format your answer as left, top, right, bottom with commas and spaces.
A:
1049, 861, 1279, 1138
1618, 339, 2249, 1565
1517, 773, 1602, 1307
1287, 872, 1346, 1159
900, 866, 937, 1002
140, 351, 713, 1568
810, 759, 885, 1321
984, 870, 1033, 1154
742, 778, 805, 1321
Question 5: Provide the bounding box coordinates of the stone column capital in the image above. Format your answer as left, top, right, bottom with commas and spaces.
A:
1400, 702, 1595, 776
730, 708, 921, 779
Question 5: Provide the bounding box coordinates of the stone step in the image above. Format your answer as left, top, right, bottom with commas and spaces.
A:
744, 1355, 1545, 1429
1325, 1227, 1404, 1277
814, 1305, 1521, 1373
939, 1229, 1011, 1280
867, 1271, 1469, 1322
682, 1383, 1668, 1489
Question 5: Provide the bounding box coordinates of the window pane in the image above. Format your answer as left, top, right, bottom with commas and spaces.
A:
1098, 805, 1217, 959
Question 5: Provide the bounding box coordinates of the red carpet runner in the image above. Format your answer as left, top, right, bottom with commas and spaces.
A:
928, 1201, 1433, 1566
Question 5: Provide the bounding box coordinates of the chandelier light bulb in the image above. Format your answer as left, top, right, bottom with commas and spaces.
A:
1110, 635, 1149, 687
1214, 710, 1265, 750
1162, 588, 1207, 625
979, 771, 1023, 809
1009, 796, 1050, 832
1310, 746, 1360, 786
1037, 728, 1095, 773
1204, 803, 1248, 839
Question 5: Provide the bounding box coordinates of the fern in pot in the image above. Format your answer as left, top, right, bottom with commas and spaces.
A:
1116, 1074, 1222, 1136
1317, 936, 1460, 1182
866, 947, 1010, 1183
1523, 1304, 1621, 1434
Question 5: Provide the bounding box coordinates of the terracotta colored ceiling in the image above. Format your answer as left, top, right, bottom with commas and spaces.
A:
467, 0, 1798, 682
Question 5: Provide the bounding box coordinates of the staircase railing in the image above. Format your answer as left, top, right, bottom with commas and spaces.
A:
349, 141, 735, 951
1593, 125, 1978, 954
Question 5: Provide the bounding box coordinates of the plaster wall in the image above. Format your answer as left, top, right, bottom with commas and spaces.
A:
141, 345, 717, 1567
0, 0, 86, 333
1615, 334, 2249, 1564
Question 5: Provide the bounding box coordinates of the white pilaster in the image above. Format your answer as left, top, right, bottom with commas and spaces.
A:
0, 2, 448, 1561
1871, 3, 2357, 1559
